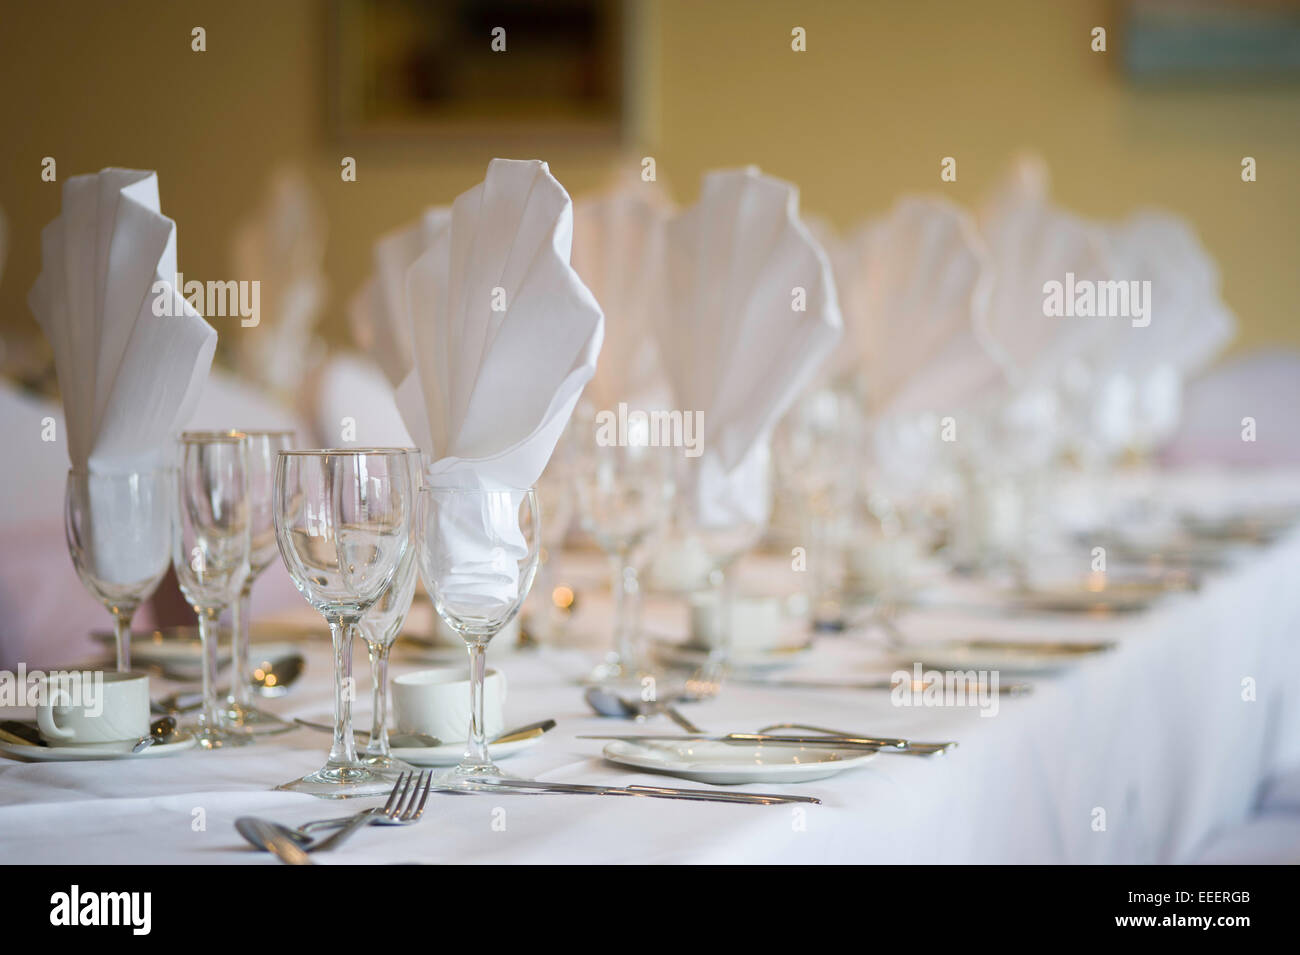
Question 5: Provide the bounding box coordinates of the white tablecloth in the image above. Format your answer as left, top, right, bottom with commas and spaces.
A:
3, 472, 1299, 864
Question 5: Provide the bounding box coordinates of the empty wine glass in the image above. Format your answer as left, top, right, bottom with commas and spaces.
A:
65, 468, 173, 673
359, 449, 422, 773
173, 432, 252, 749
573, 418, 676, 684
672, 447, 769, 695
417, 485, 539, 787
274, 449, 412, 797
224, 429, 296, 731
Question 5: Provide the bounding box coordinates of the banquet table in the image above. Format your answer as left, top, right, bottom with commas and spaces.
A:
3, 470, 1299, 865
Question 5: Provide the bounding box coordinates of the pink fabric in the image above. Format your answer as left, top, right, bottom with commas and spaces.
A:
1162, 350, 1300, 468
0, 517, 308, 671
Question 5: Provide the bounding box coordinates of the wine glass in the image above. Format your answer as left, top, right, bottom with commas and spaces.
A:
573, 418, 676, 684
417, 485, 539, 787
274, 449, 412, 797
529, 454, 576, 645
358, 449, 422, 773
220, 429, 296, 731
65, 468, 173, 672
672, 447, 769, 696
173, 432, 252, 749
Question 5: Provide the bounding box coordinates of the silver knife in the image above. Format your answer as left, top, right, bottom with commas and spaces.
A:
452, 778, 820, 805
737, 677, 1033, 695
580, 732, 911, 750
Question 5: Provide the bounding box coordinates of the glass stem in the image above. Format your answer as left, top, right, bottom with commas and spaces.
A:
463, 640, 491, 771
365, 640, 391, 758
610, 552, 640, 672
327, 619, 360, 768
197, 608, 222, 732
705, 564, 734, 685
113, 607, 134, 673
229, 580, 254, 709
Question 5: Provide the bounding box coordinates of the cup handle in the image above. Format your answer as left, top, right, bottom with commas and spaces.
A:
36, 692, 75, 741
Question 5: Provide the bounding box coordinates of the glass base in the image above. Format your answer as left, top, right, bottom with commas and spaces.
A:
360, 752, 418, 777
431, 760, 523, 792
223, 701, 293, 735
192, 724, 254, 750
587, 656, 657, 687
277, 763, 397, 799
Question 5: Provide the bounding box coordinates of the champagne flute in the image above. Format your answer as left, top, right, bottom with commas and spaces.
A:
359, 449, 422, 772
65, 468, 172, 673
173, 432, 252, 749
274, 449, 412, 797
417, 485, 539, 787
222, 429, 296, 731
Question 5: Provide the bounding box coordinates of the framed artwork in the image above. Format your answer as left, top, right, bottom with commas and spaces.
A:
328, 0, 652, 145
1121, 0, 1300, 82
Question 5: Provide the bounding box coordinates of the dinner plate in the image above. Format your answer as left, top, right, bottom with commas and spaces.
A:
1007, 580, 1168, 614
906, 639, 1115, 675
92, 627, 301, 669
0, 733, 197, 762
601, 738, 875, 784
648, 637, 813, 673
389, 733, 542, 767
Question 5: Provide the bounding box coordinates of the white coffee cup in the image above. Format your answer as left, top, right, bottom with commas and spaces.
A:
688, 591, 794, 653
392, 667, 506, 743
36, 670, 150, 747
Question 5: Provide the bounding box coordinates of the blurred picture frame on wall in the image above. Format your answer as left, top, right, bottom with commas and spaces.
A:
1122, 0, 1300, 82
328, 0, 653, 146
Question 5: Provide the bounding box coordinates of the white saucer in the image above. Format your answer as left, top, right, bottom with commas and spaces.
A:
389, 733, 542, 767
601, 738, 875, 785
648, 637, 813, 674
1006, 581, 1165, 614
92, 628, 299, 669
0, 733, 197, 762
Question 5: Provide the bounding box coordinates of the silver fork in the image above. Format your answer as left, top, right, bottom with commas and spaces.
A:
306, 770, 433, 853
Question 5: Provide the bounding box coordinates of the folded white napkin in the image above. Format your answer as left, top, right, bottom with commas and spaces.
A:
1077, 210, 1237, 452
834, 195, 1000, 420
351, 205, 451, 389
655, 167, 842, 528
976, 155, 1113, 391
230, 169, 328, 397
570, 181, 672, 410
28, 168, 217, 475
1103, 210, 1236, 378
392, 159, 604, 615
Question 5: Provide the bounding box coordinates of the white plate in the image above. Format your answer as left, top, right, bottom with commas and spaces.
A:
0, 733, 198, 762
1006, 581, 1167, 614
649, 637, 813, 674
92, 628, 301, 668
389, 733, 542, 767
601, 738, 875, 785
906, 640, 1113, 675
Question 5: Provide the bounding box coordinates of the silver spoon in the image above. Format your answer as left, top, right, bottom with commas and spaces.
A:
584, 686, 703, 733
154, 652, 305, 713
131, 716, 180, 754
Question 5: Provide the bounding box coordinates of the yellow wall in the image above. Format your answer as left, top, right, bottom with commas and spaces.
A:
2, 0, 1297, 357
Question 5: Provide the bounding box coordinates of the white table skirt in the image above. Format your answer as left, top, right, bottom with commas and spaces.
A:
2, 480, 1299, 864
